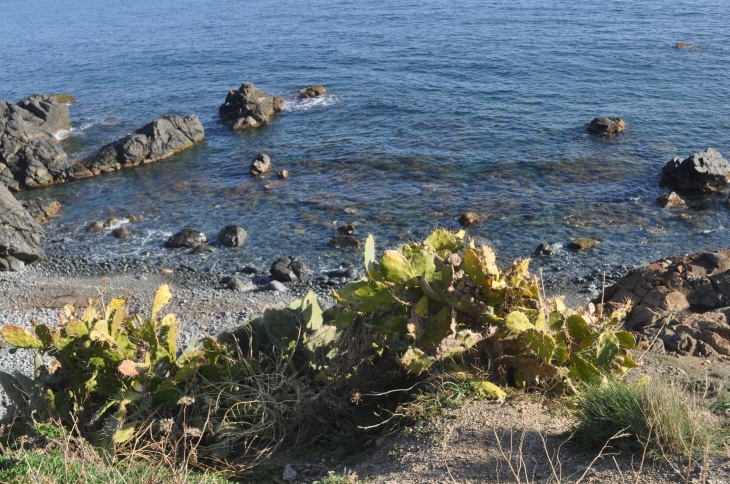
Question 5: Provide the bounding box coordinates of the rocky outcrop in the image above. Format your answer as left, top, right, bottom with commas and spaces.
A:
0, 183, 46, 268
587, 117, 626, 137
270, 257, 309, 283
660, 148, 730, 193
20, 197, 61, 224
0, 97, 73, 191
17, 94, 71, 133
219, 82, 283, 130
298, 85, 326, 99
600, 249, 730, 357
69, 115, 204, 179
165, 228, 207, 249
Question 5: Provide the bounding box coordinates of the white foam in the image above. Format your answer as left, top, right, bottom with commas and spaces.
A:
282, 94, 340, 112
54, 129, 72, 140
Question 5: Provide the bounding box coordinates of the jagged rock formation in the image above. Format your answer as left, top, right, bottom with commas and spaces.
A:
20, 197, 61, 224
68, 115, 204, 179
0, 96, 72, 191
0, 183, 46, 269
219, 82, 283, 130
600, 249, 730, 357
660, 147, 730, 193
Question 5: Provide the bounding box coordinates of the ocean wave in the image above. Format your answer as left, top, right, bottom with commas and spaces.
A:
282, 94, 340, 112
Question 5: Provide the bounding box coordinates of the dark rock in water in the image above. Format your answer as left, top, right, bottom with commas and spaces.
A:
277, 170, 290, 179
330, 234, 361, 249
657, 192, 686, 208
17, 94, 72, 132
238, 265, 262, 274
534, 242, 555, 256
250, 153, 271, 176
587, 117, 626, 137
112, 227, 132, 239
232, 116, 259, 130
458, 212, 481, 226
0, 98, 73, 191
270, 256, 309, 282
20, 197, 61, 224
165, 228, 207, 249
298, 85, 326, 99
568, 238, 599, 251
660, 148, 730, 193
218, 225, 247, 247
87, 221, 105, 233
219, 82, 283, 129
0, 183, 45, 263
337, 224, 355, 235
72, 115, 204, 179
675, 42, 694, 49
189, 244, 217, 255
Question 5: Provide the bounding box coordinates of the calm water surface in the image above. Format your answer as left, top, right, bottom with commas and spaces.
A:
2, 0, 730, 274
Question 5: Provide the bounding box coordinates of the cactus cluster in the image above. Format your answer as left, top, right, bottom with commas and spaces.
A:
330, 229, 636, 389
0, 285, 297, 461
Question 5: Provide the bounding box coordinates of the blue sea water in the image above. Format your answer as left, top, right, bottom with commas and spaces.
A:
2, 0, 730, 275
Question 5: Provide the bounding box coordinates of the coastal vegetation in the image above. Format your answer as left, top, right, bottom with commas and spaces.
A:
1, 229, 725, 482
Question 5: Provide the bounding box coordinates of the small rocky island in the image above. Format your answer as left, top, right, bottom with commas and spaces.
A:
219, 82, 283, 130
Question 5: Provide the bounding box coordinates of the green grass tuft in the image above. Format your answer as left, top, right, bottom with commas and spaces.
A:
573, 377, 715, 457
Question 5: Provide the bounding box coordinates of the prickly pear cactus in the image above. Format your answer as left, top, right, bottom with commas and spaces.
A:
331, 229, 635, 389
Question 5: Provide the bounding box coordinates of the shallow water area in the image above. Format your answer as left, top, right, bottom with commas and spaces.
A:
3, 0, 730, 280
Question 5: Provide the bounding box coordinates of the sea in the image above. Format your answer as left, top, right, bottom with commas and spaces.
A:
2, 0, 730, 277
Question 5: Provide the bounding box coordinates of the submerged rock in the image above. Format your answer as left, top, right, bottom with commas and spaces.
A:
587, 117, 626, 137
534, 242, 555, 256
165, 228, 207, 249
568, 238, 599, 251
657, 191, 686, 208
298, 85, 326, 99
675, 42, 694, 49
660, 147, 730, 193
458, 212, 481, 226
72, 114, 204, 179
219, 82, 283, 129
250, 153, 271, 176
0, 183, 45, 264
218, 225, 247, 247
330, 234, 361, 249
20, 197, 61, 224
270, 256, 309, 282
112, 227, 132, 239
337, 224, 355, 235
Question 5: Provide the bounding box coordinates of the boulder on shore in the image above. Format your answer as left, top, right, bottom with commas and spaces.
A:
587, 117, 626, 137
0, 183, 46, 267
165, 228, 207, 249
270, 257, 309, 283
71, 114, 204, 179
219, 82, 283, 129
660, 147, 730, 193
0, 97, 73, 191
599, 248, 730, 357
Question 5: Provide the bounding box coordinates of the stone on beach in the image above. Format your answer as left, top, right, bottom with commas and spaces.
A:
270, 256, 309, 283
219, 82, 283, 129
